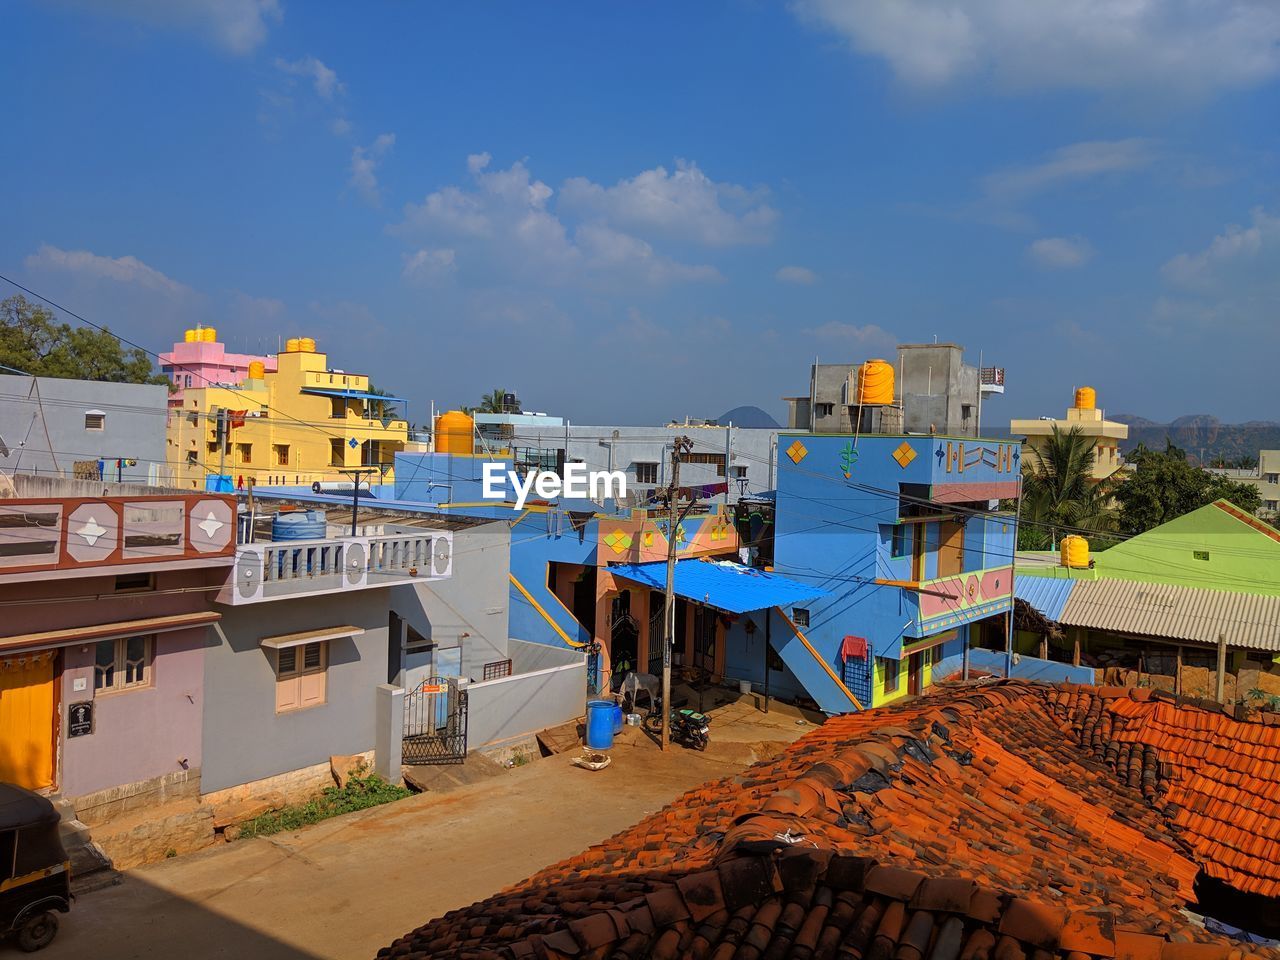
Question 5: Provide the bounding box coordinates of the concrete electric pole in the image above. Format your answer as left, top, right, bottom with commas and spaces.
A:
661, 435, 694, 751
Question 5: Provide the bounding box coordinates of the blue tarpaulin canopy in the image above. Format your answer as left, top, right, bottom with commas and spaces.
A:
300, 388, 406, 403
1014, 577, 1076, 622
608, 559, 827, 614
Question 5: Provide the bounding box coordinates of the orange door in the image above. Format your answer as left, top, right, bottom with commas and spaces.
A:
938, 521, 965, 577
0, 652, 57, 790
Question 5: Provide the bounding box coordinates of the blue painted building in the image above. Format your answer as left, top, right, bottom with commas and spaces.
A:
730, 433, 1021, 712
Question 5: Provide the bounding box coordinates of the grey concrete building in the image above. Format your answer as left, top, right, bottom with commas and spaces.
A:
0, 375, 169, 484
784, 343, 1005, 437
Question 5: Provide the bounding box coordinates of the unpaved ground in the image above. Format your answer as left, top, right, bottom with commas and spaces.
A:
30, 697, 818, 960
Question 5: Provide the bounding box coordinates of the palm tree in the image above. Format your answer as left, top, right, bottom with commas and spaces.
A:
465, 388, 512, 415
1020, 426, 1115, 550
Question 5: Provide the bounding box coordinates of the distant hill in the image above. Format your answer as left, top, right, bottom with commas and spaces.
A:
717, 406, 781, 429
1112, 414, 1280, 465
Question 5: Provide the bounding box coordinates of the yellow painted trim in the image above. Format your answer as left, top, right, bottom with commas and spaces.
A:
0, 861, 67, 893
509, 573, 587, 648
774, 607, 862, 710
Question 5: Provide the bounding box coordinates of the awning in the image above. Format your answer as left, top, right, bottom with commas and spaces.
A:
607, 559, 827, 614
0, 611, 222, 656
259, 625, 366, 649
300, 388, 406, 403
1015, 577, 1077, 622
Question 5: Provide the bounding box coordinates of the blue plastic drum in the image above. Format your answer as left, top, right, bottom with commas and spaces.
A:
611, 702, 624, 735
585, 699, 616, 750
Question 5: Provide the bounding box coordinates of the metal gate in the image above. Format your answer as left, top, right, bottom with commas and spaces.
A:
403, 677, 468, 764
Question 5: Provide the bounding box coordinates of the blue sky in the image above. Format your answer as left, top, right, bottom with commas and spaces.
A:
5, 1, 1280, 427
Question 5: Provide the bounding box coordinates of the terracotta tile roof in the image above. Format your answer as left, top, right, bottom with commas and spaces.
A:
1048, 684, 1280, 899
379, 681, 1279, 960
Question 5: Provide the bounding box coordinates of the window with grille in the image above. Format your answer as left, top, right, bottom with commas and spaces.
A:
273, 444, 290, 466
275, 642, 328, 713
792, 607, 810, 628
685, 452, 726, 476
635, 462, 659, 485
84, 411, 106, 431
237, 443, 252, 464
94, 635, 153, 693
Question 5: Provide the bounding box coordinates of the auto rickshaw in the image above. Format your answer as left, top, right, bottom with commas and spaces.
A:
0, 784, 70, 952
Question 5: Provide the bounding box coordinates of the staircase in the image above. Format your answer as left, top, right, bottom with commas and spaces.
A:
768, 611, 864, 715
50, 798, 120, 894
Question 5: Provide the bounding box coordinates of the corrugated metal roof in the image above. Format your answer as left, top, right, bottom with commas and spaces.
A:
1058, 577, 1280, 651
608, 559, 827, 614
1014, 577, 1076, 622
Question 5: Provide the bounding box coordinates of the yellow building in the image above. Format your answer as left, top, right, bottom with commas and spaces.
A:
1010, 386, 1129, 483
167, 336, 410, 489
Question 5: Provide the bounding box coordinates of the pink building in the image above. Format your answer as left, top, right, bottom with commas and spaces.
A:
159, 327, 277, 408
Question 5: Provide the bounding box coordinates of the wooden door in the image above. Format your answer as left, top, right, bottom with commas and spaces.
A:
0, 652, 57, 791
937, 521, 965, 577
907, 652, 923, 697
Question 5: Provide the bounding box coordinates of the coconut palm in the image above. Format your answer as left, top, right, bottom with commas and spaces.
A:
465, 389, 513, 415
1019, 426, 1116, 550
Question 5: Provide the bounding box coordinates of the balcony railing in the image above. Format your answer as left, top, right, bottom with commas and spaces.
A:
221, 530, 453, 604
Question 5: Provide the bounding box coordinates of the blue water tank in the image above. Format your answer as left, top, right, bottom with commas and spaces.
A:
271, 510, 327, 541
585, 700, 616, 750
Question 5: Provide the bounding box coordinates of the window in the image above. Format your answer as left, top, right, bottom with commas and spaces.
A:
114, 572, 154, 593
273, 444, 290, 466
815, 403, 835, 417
1193, 550, 1210, 561
186, 450, 198, 464
275, 641, 327, 713
685, 452, 726, 476
84, 411, 106, 431
237, 443, 252, 464
732, 465, 748, 479
1267, 500, 1278, 511
184, 375, 192, 388
890, 525, 910, 559
1266, 474, 1280, 484
792, 607, 810, 628
94, 636, 153, 693
879, 656, 900, 694
330, 438, 345, 466
635, 462, 659, 485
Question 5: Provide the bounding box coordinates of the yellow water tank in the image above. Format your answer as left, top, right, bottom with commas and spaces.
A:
285, 338, 301, 353
856, 359, 895, 405
183, 329, 198, 343
201, 327, 217, 343
434, 410, 475, 455
1074, 386, 1096, 410
247, 361, 265, 381
300, 337, 316, 353
1060, 535, 1090, 569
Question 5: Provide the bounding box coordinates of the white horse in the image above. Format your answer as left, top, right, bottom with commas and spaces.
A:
618, 671, 660, 712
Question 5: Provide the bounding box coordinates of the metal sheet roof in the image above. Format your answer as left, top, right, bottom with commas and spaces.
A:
1058, 577, 1280, 652
608, 559, 827, 614
1014, 577, 1077, 622
300, 387, 406, 402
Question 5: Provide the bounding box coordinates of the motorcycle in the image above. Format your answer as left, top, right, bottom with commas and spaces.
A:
643, 704, 711, 751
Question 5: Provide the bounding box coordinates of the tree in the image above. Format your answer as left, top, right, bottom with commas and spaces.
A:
1018, 426, 1116, 550
465, 388, 514, 415
1113, 441, 1263, 535
0, 294, 165, 384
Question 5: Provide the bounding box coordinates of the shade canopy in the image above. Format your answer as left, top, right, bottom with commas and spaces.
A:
300, 388, 406, 403
608, 559, 826, 614
259, 625, 365, 649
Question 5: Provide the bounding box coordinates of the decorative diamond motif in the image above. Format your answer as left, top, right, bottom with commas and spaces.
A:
602, 530, 633, 555
348, 437, 359, 449
892, 441, 917, 468
197, 511, 223, 539
786, 440, 808, 464
77, 516, 107, 546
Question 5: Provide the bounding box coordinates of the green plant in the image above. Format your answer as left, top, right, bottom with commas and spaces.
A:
1248, 686, 1267, 702
235, 774, 411, 840
1019, 426, 1117, 551
509, 748, 532, 767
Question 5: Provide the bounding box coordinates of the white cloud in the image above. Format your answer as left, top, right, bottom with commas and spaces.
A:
1028, 236, 1094, 269
349, 133, 396, 206
73, 0, 282, 55
24, 244, 191, 296
274, 56, 344, 100
776, 265, 818, 285
1162, 208, 1279, 285
402, 248, 457, 285
804, 321, 897, 350
984, 140, 1154, 200
395, 155, 728, 288
559, 160, 777, 246
793, 0, 1280, 97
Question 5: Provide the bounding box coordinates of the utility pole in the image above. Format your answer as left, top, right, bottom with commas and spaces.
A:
661, 435, 694, 751
216, 408, 227, 487
1004, 469, 1023, 679
339, 467, 380, 537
